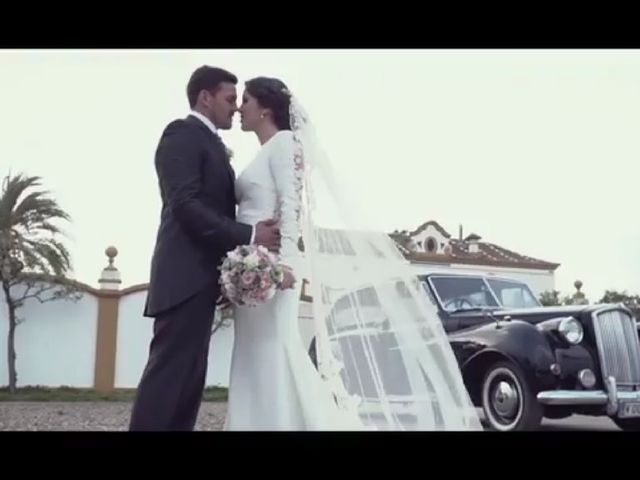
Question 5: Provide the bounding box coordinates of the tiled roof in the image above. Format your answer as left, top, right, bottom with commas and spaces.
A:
390, 221, 560, 271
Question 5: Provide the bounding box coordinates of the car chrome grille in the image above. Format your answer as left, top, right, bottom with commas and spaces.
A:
593, 309, 640, 388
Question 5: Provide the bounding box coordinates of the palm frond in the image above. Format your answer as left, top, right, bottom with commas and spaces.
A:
21, 238, 71, 276
14, 201, 70, 229
0, 172, 73, 280
0, 174, 43, 228
18, 247, 50, 275
28, 221, 66, 237
12, 192, 69, 226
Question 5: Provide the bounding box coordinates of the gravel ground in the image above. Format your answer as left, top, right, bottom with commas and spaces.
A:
0, 402, 622, 431
0, 401, 228, 431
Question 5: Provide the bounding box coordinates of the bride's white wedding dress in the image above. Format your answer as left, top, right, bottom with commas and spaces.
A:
224, 97, 482, 431
224, 130, 360, 431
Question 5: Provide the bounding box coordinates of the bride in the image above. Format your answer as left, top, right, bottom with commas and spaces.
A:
224, 76, 482, 431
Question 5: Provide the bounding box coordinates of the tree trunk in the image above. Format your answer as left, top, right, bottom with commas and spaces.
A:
2, 280, 17, 394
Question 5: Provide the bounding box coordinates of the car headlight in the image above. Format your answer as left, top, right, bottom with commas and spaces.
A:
558, 317, 584, 345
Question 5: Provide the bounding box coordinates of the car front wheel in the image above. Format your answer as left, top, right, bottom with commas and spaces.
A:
481, 361, 543, 431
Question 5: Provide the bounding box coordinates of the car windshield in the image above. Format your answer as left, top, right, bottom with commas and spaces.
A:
429, 277, 500, 312
429, 276, 540, 311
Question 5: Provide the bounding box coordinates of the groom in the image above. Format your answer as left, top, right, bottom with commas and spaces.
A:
129, 66, 281, 431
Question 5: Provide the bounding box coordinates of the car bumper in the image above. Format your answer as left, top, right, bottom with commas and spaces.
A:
536, 376, 640, 417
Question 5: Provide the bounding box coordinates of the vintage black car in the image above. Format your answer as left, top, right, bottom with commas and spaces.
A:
420, 272, 640, 431
308, 272, 640, 431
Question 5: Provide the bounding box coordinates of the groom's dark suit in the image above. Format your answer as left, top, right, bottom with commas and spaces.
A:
129, 114, 252, 431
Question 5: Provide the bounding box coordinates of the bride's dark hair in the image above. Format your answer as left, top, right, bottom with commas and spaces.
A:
244, 77, 292, 131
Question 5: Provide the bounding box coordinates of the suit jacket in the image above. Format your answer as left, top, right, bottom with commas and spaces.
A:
144, 115, 252, 317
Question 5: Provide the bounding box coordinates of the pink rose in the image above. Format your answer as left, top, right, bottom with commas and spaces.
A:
260, 272, 272, 288
241, 271, 256, 287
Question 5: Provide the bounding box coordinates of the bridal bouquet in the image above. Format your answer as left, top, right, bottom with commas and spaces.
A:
219, 244, 286, 307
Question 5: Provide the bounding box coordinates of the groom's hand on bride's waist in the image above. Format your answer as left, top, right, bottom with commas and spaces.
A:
253, 218, 281, 253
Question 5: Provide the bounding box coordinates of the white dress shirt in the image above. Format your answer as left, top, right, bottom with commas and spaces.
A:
189, 110, 218, 135
189, 110, 255, 244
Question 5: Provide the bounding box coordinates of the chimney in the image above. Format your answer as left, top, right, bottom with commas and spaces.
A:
459, 225, 463, 241
464, 233, 481, 254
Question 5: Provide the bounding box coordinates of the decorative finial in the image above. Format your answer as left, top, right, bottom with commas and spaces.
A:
572, 280, 588, 305
105, 246, 118, 267
99, 245, 121, 290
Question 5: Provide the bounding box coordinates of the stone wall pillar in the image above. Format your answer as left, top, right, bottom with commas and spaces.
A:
93, 246, 121, 392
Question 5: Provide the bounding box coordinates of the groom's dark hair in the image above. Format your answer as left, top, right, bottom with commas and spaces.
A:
245, 77, 292, 131
187, 66, 238, 108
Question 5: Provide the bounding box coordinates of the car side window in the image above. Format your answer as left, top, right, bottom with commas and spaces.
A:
487, 279, 540, 308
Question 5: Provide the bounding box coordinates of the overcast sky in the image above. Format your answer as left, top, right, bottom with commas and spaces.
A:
1, 49, 639, 300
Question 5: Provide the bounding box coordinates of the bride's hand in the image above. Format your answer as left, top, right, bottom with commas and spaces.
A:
279, 267, 296, 290
216, 294, 232, 310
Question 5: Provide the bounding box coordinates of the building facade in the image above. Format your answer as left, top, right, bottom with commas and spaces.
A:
390, 220, 560, 296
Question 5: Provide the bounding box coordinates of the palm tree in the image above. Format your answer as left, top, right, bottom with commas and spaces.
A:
0, 172, 76, 393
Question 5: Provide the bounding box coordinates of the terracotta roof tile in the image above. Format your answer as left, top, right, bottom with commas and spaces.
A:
389, 221, 560, 271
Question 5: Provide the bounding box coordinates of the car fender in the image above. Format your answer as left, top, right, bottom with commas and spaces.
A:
450, 319, 558, 402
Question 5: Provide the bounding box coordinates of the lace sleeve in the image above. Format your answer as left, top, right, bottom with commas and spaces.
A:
269, 131, 304, 269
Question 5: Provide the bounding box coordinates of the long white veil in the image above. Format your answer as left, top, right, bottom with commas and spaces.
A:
287, 91, 482, 431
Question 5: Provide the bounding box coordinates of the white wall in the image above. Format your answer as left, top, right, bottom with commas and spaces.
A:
0, 264, 554, 390
114, 289, 235, 388
0, 288, 98, 388
114, 290, 315, 389
114, 290, 153, 388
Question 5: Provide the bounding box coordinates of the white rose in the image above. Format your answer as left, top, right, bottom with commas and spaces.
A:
244, 252, 260, 268
228, 250, 242, 263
